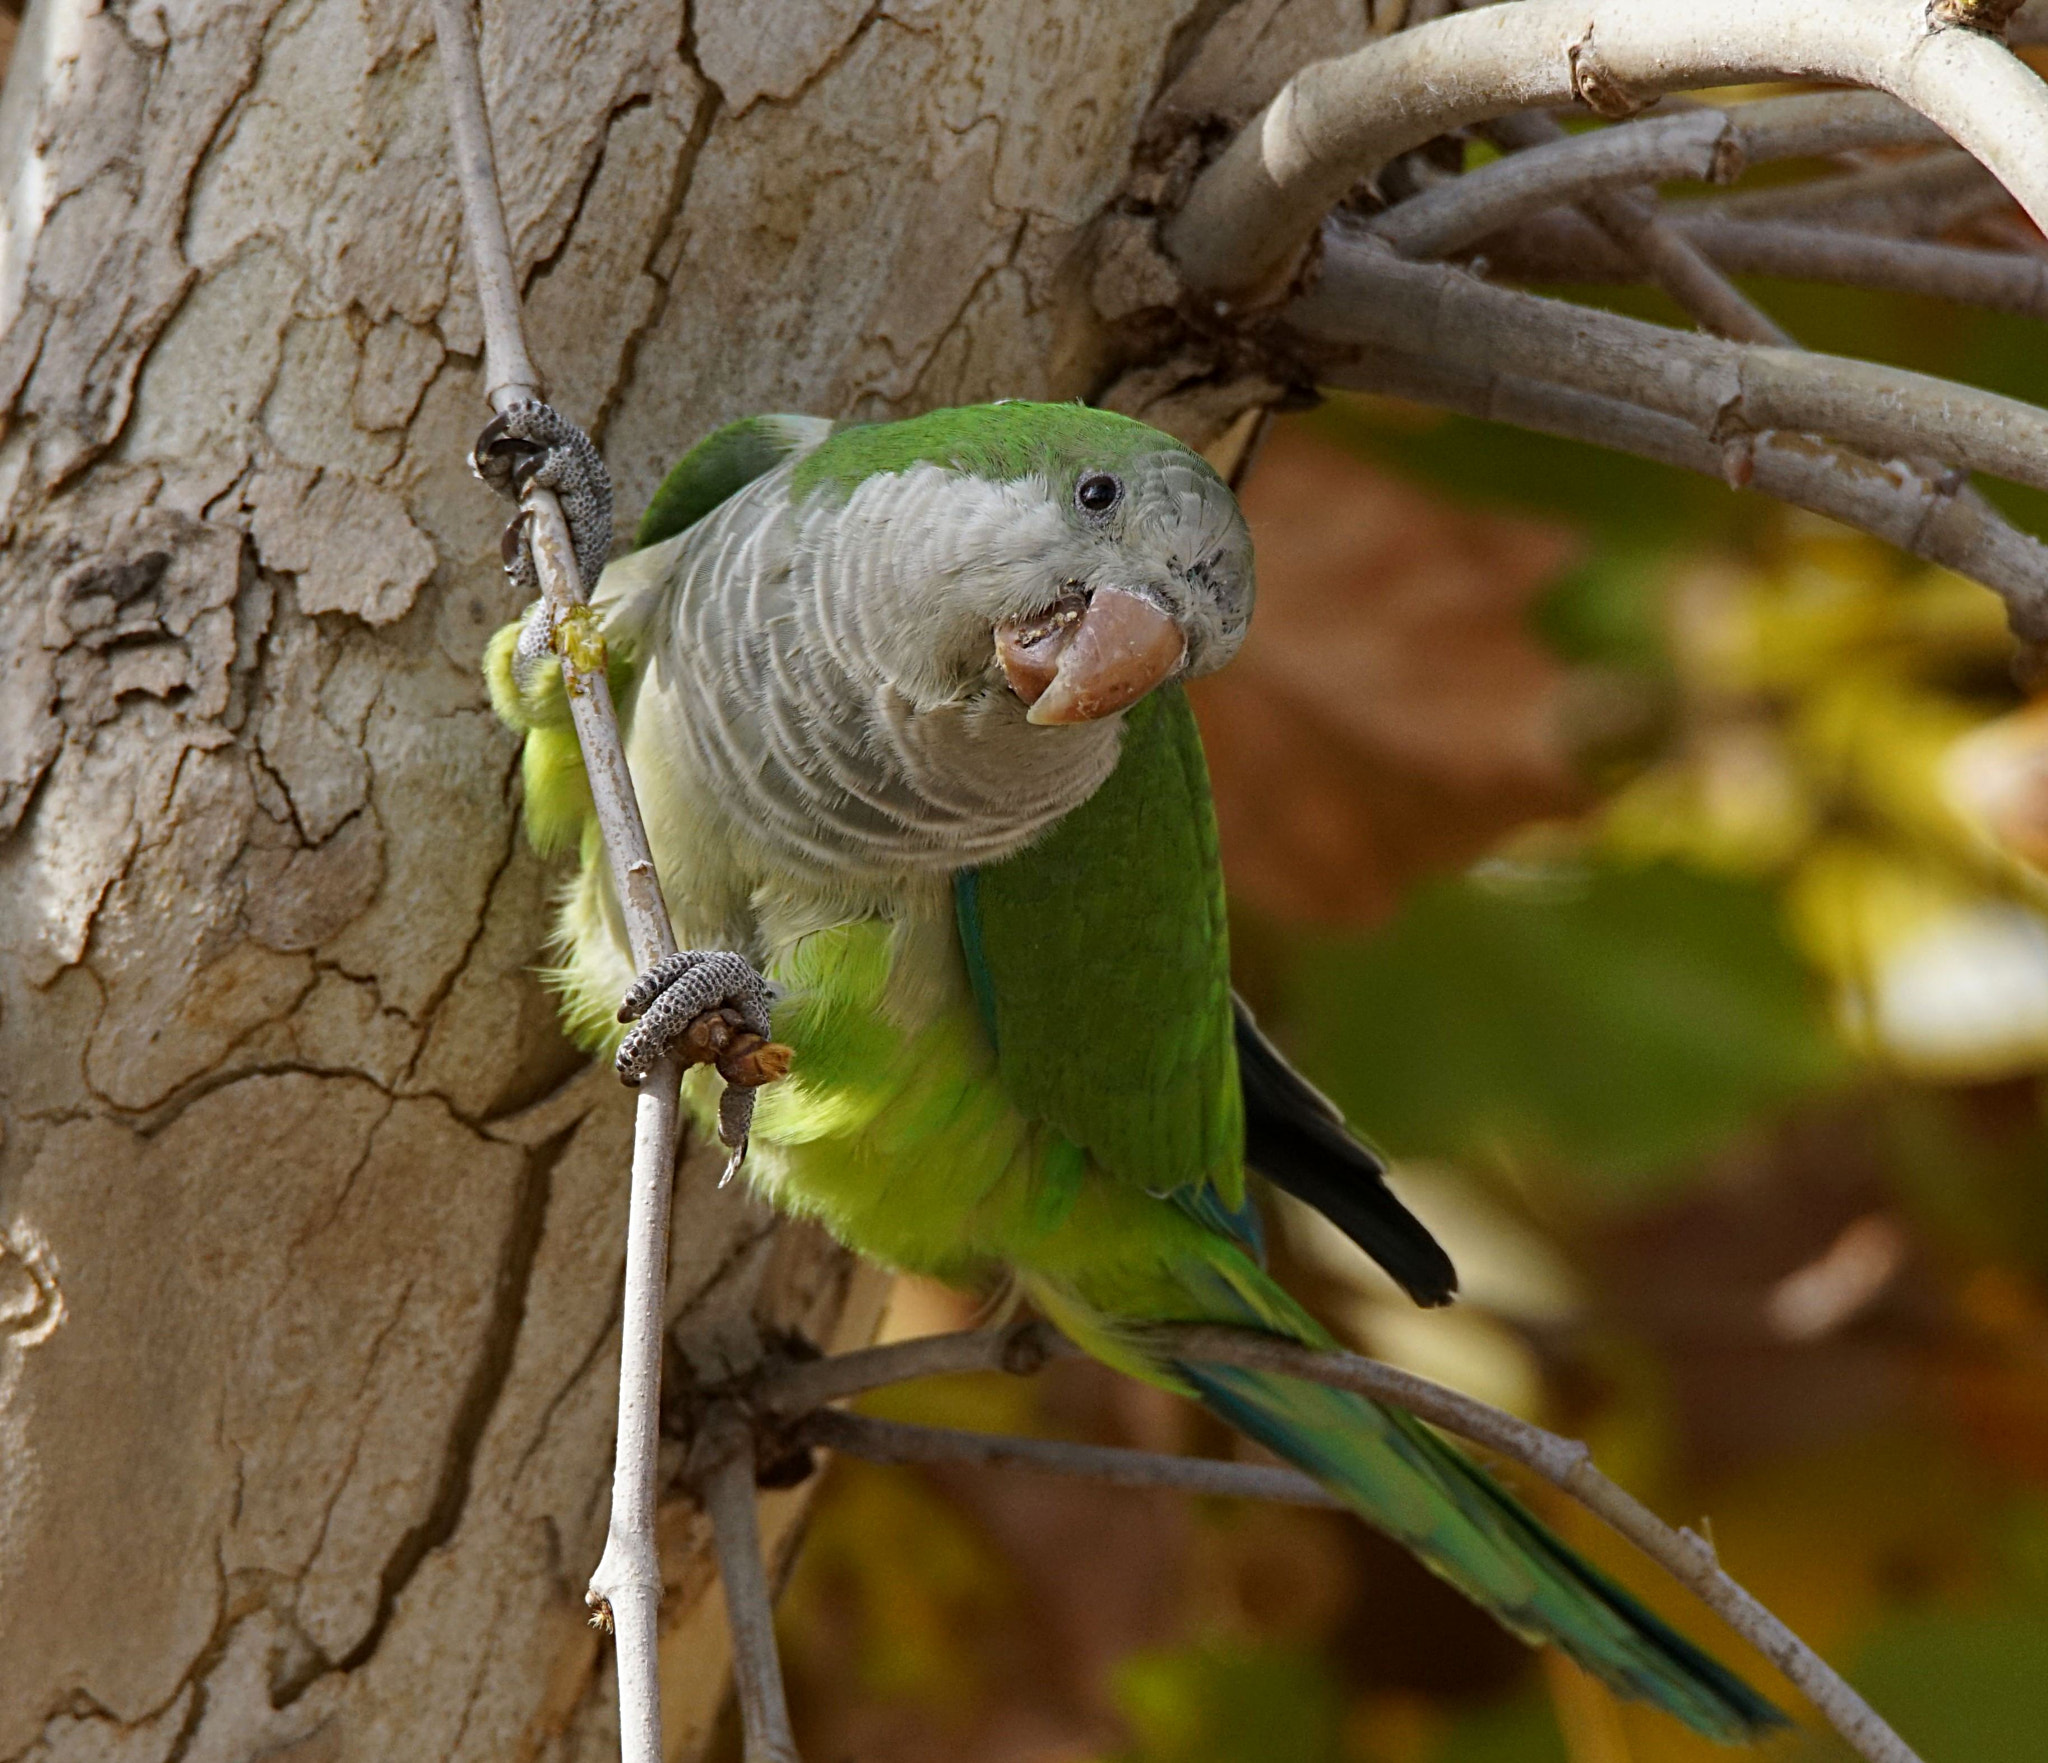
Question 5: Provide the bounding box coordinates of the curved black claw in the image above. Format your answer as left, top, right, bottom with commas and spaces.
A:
615, 950, 778, 1150
470, 399, 614, 594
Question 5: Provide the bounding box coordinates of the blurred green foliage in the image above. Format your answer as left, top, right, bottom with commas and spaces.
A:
1845, 1611, 2048, 1763
1282, 863, 1845, 1200
1433, 1694, 1571, 1763
1108, 1644, 1347, 1763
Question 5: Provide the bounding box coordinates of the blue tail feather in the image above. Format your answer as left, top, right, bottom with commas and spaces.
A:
1179, 1359, 1787, 1744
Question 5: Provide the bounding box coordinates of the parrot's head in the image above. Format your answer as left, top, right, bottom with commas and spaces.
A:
973, 411, 1253, 728
642, 403, 1258, 878
793, 402, 1254, 730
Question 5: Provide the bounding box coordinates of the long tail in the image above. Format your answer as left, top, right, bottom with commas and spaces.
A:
1031, 1263, 1786, 1745
1183, 1357, 1784, 1742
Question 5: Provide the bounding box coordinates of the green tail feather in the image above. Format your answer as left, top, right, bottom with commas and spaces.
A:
1179, 1359, 1787, 1743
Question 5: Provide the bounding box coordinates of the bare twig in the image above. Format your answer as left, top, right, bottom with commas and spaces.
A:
1289, 232, 2048, 549
1580, 189, 1794, 343
1671, 219, 2048, 316
1319, 342, 2048, 628
758, 1319, 1073, 1418
1471, 108, 1997, 524
1475, 207, 2048, 320
429, 4, 684, 1759
1373, 92, 1945, 263
1149, 1325, 1922, 1763
1698, 150, 2006, 235
1164, 0, 2048, 303
755, 1321, 1922, 1763
1444, 111, 2043, 614
799, 1408, 1344, 1507
1479, 109, 1792, 345
696, 1408, 802, 1763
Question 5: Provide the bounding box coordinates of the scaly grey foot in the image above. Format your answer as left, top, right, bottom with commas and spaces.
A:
470, 399, 614, 594
615, 950, 790, 1150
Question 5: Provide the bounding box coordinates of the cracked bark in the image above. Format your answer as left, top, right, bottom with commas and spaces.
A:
0, 0, 1362, 1757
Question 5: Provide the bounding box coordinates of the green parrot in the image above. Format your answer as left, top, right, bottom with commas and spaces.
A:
480, 399, 1784, 1741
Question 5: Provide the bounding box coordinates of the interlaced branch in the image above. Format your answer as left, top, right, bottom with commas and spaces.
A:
1284, 232, 2048, 643
1317, 343, 2048, 637
1163, 0, 2048, 304
1477, 209, 2048, 319
1475, 108, 1792, 346
1370, 91, 1946, 265
1294, 227, 2048, 513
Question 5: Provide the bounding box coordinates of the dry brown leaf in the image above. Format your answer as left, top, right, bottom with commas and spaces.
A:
1191, 419, 1586, 927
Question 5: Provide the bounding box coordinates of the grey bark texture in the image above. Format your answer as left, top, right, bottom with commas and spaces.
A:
0, 0, 1380, 1757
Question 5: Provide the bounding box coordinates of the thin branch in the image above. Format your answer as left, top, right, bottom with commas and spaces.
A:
754, 1322, 1922, 1763
757, 1319, 1074, 1418
1474, 207, 2048, 321
1698, 149, 2007, 235
1453, 112, 2040, 607
1146, 1325, 1922, 1763
1674, 219, 2048, 318
430, 0, 538, 407
1164, 0, 2048, 303
696, 1407, 803, 1763
1480, 110, 1791, 345
429, 5, 684, 1761
798, 1409, 1344, 1507
1318, 341, 2048, 629
1472, 109, 1999, 511
1577, 189, 1794, 343
1373, 92, 1946, 263
1287, 231, 2048, 608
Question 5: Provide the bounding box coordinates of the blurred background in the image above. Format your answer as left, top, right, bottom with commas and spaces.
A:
761, 179, 2048, 1763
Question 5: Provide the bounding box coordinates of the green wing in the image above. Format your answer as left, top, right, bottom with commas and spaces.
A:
956, 685, 1244, 1208
634, 412, 833, 548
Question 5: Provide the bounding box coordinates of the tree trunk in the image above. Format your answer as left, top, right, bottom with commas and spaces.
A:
0, 1, 1376, 1756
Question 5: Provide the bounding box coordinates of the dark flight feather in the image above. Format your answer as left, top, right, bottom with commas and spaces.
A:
1235, 999, 1459, 1307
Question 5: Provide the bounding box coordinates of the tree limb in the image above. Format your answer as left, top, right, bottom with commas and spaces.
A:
798, 1408, 1344, 1507
1698, 149, 2007, 235
1675, 219, 2048, 318
757, 1319, 1075, 1418
1478, 109, 1792, 345
1164, 0, 2048, 304
754, 1322, 1924, 1763
1373, 92, 1946, 264
1288, 231, 2048, 623
429, 4, 684, 1759
1318, 342, 2048, 632
1412, 108, 2048, 660
696, 1407, 803, 1763
1474, 207, 2048, 322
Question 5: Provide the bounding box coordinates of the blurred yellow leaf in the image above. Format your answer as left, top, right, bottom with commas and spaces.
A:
1946, 699, 2048, 877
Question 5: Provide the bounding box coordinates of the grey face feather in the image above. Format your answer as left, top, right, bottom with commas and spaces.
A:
595, 443, 1253, 884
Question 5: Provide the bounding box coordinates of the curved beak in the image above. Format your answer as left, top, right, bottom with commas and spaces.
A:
995, 589, 1186, 726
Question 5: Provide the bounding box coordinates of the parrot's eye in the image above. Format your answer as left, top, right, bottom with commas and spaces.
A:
1075, 472, 1123, 516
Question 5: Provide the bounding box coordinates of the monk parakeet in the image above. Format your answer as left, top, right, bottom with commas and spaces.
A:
480, 400, 1782, 1741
